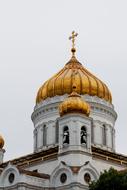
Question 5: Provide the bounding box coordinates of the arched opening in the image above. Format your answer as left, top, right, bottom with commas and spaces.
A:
55, 121, 59, 144
111, 128, 114, 149
63, 126, 69, 144
102, 124, 106, 146
43, 125, 47, 146
34, 129, 38, 150
81, 126, 87, 146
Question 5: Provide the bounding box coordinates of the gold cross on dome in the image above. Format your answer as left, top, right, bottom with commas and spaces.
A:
69, 31, 78, 56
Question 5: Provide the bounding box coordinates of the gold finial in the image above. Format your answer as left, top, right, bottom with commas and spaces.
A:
69, 31, 78, 56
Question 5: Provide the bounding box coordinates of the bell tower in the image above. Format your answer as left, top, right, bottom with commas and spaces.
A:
58, 90, 92, 166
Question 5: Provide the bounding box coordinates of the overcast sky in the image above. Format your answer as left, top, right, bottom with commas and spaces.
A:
0, 0, 127, 161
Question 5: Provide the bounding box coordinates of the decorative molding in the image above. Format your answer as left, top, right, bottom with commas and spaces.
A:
0, 147, 58, 168
32, 95, 117, 125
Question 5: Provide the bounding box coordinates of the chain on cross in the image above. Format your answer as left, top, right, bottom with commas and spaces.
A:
69, 31, 78, 56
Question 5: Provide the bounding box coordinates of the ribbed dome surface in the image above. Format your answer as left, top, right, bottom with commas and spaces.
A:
59, 91, 90, 117
36, 56, 112, 104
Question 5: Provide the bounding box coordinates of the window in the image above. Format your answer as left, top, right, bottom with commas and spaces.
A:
55, 121, 59, 144
102, 124, 106, 146
112, 128, 114, 149
43, 125, 47, 146
8, 173, 15, 184
84, 173, 91, 184
81, 126, 87, 147
60, 173, 67, 183
63, 126, 69, 144
34, 129, 38, 149
91, 121, 94, 143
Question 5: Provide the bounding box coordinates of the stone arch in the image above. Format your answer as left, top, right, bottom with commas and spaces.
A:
0, 163, 20, 186
78, 162, 99, 185
50, 162, 72, 187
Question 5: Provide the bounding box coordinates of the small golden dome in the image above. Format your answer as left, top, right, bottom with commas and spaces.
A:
36, 56, 112, 104
0, 135, 4, 149
59, 91, 90, 117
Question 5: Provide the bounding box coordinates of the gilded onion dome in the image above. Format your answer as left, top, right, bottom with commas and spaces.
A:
36, 55, 112, 104
59, 90, 90, 117
36, 31, 112, 104
0, 135, 4, 149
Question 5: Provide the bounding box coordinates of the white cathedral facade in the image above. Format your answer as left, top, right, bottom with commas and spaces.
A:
0, 32, 126, 189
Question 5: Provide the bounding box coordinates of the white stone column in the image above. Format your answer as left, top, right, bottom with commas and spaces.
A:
70, 120, 80, 146
106, 125, 112, 149
93, 122, 102, 146
87, 133, 91, 150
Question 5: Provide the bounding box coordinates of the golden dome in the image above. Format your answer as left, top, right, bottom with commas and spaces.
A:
59, 91, 90, 117
36, 56, 112, 104
0, 135, 4, 149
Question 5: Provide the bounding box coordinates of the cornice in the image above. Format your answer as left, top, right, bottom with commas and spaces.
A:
92, 146, 127, 166
32, 95, 117, 124
0, 146, 58, 169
